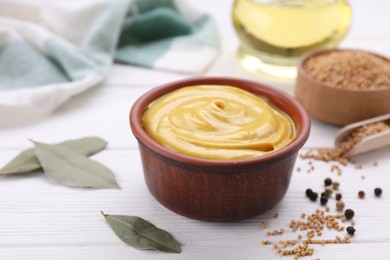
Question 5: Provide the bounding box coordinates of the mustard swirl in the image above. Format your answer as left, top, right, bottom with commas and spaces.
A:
142, 85, 296, 160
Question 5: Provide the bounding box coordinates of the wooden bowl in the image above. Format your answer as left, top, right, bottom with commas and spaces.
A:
295, 49, 390, 126
130, 77, 310, 222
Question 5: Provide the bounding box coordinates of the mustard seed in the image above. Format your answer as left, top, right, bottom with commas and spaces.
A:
374, 187, 382, 197
335, 193, 342, 201
344, 209, 355, 220
303, 50, 390, 89
324, 178, 332, 186
346, 226, 356, 236
358, 191, 365, 199
332, 181, 340, 190
261, 221, 267, 229
310, 192, 318, 202
325, 187, 333, 197
336, 201, 345, 211
300, 121, 390, 165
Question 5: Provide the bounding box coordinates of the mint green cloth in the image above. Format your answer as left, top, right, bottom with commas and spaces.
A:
115, 0, 219, 72
0, 0, 219, 126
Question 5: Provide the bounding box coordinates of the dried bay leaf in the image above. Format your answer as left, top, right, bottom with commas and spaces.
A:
0, 148, 38, 175
101, 212, 181, 253
0, 137, 107, 175
31, 140, 120, 189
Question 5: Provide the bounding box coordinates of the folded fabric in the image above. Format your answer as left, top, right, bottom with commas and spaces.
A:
116, 0, 220, 74
0, 0, 130, 126
0, 0, 220, 127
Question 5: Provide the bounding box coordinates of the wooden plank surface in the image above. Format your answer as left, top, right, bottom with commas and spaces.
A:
1, 0, 390, 259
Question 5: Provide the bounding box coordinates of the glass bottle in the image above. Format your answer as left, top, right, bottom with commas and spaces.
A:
232, 0, 352, 79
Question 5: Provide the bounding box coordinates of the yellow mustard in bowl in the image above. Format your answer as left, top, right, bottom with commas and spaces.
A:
142, 85, 296, 160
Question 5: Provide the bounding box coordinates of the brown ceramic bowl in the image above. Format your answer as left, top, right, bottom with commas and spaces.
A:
130, 77, 310, 222
295, 49, 390, 126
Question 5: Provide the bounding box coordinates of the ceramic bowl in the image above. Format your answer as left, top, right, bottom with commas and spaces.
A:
130, 77, 310, 222
295, 49, 390, 126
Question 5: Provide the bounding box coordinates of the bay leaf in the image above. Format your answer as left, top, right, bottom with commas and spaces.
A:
0, 137, 107, 175
101, 212, 181, 253
31, 140, 120, 189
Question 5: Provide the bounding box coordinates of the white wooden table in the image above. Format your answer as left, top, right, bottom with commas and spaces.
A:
1, 1, 390, 259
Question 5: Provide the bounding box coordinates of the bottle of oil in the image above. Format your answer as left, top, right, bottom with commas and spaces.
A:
232, 0, 351, 78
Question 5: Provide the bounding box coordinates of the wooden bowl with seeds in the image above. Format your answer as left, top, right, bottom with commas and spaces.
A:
295, 49, 390, 126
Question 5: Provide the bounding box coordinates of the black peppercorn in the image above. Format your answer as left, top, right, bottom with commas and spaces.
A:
324, 178, 332, 186
321, 192, 327, 198
358, 191, 365, 199
320, 196, 328, 205
374, 187, 382, 197
344, 209, 355, 220
346, 226, 356, 235
310, 192, 318, 201
335, 193, 342, 201
306, 188, 313, 197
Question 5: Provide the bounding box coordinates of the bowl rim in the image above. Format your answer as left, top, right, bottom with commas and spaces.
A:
298, 48, 390, 92
130, 77, 311, 167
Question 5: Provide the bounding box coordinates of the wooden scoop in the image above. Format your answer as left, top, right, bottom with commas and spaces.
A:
335, 114, 390, 157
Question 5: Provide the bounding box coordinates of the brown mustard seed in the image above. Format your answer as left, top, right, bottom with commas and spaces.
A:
300, 121, 390, 165
303, 50, 390, 89
336, 201, 345, 211
325, 187, 333, 197
332, 181, 340, 190
274, 212, 280, 218
335, 193, 342, 201
346, 226, 356, 236
331, 164, 344, 175
310, 192, 318, 202
324, 178, 332, 186
358, 190, 365, 199
266, 207, 355, 258
344, 209, 355, 220
261, 221, 267, 229
375, 187, 383, 197
306, 188, 313, 197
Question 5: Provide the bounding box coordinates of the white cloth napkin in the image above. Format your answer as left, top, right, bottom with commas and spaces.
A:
0, 0, 219, 126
